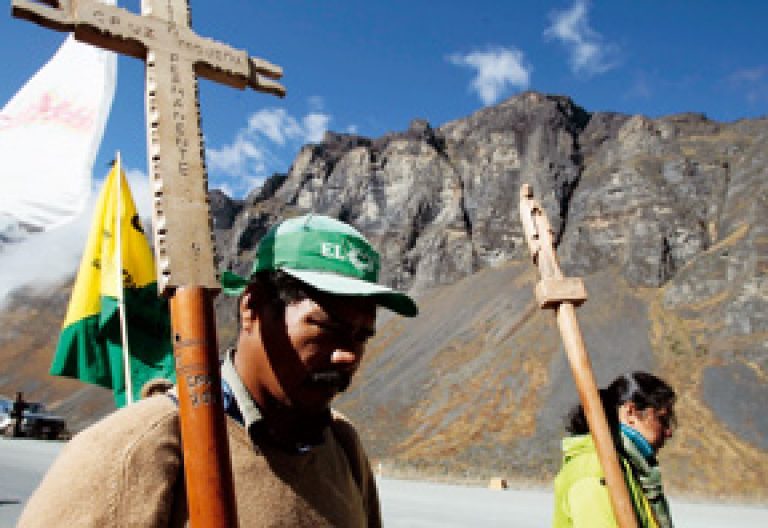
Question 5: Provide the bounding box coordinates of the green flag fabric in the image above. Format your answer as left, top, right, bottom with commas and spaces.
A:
51, 156, 175, 407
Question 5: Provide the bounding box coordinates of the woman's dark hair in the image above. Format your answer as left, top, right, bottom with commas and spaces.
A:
566, 371, 677, 435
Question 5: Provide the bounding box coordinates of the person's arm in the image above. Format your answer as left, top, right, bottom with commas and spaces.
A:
331, 413, 382, 528
359, 447, 382, 528
17, 398, 182, 527
567, 476, 618, 528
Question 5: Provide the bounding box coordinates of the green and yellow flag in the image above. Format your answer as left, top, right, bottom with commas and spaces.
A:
51, 156, 175, 407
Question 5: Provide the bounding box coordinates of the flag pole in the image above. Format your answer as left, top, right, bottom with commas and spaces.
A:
115, 152, 134, 405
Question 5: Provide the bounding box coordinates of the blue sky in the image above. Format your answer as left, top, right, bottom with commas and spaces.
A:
1, 0, 767, 201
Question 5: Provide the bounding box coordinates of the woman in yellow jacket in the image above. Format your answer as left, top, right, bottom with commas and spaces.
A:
552, 372, 677, 528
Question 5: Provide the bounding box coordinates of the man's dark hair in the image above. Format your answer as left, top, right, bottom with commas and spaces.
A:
566, 371, 677, 435
236, 269, 319, 325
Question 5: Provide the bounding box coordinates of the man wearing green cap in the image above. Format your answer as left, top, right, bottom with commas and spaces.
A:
18, 214, 417, 528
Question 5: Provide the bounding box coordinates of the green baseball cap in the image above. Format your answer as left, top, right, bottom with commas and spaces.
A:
220, 214, 418, 317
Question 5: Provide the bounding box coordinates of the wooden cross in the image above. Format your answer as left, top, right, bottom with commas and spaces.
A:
519, 184, 638, 528
13, 1, 286, 525
14, 0, 284, 291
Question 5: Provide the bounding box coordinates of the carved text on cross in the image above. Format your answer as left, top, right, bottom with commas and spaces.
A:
13, 0, 285, 293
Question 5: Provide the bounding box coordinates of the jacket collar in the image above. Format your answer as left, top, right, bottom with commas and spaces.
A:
221, 348, 331, 453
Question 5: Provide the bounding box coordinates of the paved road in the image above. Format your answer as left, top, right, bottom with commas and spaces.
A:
2, 438, 767, 527
378, 478, 553, 527
377, 478, 768, 527
0, 438, 64, 527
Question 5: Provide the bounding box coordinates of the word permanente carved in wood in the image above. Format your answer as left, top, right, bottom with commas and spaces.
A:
13, 0, 285, 293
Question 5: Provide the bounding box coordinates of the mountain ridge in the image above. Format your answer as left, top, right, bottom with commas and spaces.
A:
1, 90, 766, 498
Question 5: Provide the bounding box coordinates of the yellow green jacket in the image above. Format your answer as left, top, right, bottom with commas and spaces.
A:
552, 434, 658, 528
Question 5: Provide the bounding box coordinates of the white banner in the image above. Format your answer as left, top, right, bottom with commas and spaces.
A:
0, 13, 116, 234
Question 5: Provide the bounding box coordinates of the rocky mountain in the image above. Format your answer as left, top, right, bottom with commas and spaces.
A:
1, 91, 766, 498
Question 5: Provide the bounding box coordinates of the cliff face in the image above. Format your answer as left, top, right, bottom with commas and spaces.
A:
2, 91, 766, 497
215, 91, 768, 496
219, 92, 591, 292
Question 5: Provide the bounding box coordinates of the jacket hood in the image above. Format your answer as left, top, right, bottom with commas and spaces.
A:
561, 434, 595, 463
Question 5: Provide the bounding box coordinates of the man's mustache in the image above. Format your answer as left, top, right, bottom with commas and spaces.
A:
308, 370, 352, 392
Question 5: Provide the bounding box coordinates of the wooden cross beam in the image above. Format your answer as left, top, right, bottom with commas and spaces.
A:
14, 0, 285, 292
13, 1, 286, 526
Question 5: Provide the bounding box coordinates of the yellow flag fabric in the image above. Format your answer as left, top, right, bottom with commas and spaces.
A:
52, 158, 174, 406
62, 159, 155, 327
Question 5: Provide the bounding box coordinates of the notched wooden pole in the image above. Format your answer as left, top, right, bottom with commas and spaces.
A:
12, 1, 287, 525
171, 287, 237, 527
519, 184, 639, 528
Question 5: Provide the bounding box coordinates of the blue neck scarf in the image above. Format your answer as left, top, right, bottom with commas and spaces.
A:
620, 423, 655, 460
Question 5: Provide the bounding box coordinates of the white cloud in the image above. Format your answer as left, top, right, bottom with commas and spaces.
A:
545, 0, 619, 77
0, 205, 92, 308
245, 107, 330, 146
0, 150, 240, 307
0, 173, 103, 307
448, 47, 531, 106
303, 113, 331, 143
0, 164, 169, 307
217, 182, 236, 199
247, 108, 302, 146
208, 134, 268, 177
124, 166, 152, 221
207, 104, 332, 197
0, 212, 89, 308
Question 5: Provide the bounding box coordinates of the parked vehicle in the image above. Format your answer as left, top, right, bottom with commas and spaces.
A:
0, 396, 68, 440
0, 397, 11, 431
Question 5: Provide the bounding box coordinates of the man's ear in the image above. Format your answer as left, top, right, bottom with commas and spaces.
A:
240, 291, 255, 333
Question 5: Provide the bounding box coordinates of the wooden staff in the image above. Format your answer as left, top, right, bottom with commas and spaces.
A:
13, 1, 286, 525
171, 287, 237, 526
519, 184, 638, 528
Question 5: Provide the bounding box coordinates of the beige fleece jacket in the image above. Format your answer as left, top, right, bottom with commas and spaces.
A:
17, 395, 381, 527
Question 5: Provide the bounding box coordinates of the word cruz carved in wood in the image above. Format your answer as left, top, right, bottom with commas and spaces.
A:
13, 0, 285, 293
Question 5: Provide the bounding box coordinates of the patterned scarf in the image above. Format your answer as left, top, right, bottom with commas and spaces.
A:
620, 427, 674, 528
